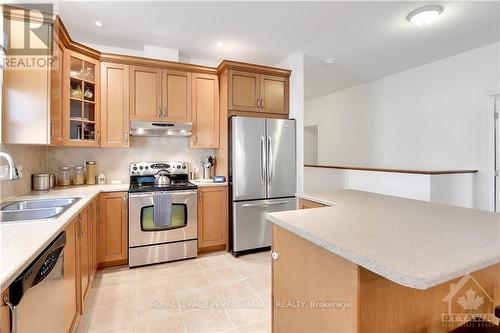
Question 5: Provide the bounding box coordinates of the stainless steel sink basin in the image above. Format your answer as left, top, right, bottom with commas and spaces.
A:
0, 207, 64, 222
0, 197, 81, 222
1, 197, 80, 211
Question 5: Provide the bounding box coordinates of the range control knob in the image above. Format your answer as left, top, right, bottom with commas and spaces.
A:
133, 166, 137, 170
182, 166, 186, 169
139, 166, 144, 170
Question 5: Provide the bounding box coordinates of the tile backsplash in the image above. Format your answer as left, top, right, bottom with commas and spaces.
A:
47, 137, 215, 183
0, 144, 48, 200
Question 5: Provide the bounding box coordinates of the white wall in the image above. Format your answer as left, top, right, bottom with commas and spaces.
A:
305, 43, 500, 210
276, 52, 305, 193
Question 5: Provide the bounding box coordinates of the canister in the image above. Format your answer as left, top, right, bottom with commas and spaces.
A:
32, 173, 50, 191
73, 166, 85, 185
85, 161, 96, 185
49, 174, 56, 188
58, 166, 71, 186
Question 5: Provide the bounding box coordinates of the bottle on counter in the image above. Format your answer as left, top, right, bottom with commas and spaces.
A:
58, 166, 71, 186
97, 172, 106, 185
73, 166, 85, 185
85, 161, 96, 185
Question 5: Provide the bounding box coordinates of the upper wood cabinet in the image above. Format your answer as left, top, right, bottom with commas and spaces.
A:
260, 74, 288, 114
130, 66, 162, 121
63, 50, 101, 146
99, 192, 128, 266
228, 71, 260, 112
191, 73, 220, 148
2, 14, 62, 145
162, 70, 191, 122
198, 186, 228, 252
226, 68, 290, 115
50, 32, 64, 145
101, 62, 130, 147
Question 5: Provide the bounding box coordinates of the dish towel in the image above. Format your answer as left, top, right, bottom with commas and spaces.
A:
153, 192, 172, 228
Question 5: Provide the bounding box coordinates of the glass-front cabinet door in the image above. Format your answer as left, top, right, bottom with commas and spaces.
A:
63, 50, 100, 146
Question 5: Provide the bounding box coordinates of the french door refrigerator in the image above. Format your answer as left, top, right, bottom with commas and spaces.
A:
230, 116, 296, 255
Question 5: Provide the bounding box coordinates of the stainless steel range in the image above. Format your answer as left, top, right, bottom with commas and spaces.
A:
128, 161, 197, 267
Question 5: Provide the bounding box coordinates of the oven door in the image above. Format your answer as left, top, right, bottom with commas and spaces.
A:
129, 190, 197, 247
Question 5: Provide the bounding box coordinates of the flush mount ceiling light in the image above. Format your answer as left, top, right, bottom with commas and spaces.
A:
91, 20, 104, 27
217, 41, 223, 47
324, 58, 336, 65
407, 6, 443, 27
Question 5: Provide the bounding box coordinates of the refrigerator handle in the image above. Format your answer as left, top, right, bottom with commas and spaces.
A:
267, 135, 273, 184
260, 136, 266, 184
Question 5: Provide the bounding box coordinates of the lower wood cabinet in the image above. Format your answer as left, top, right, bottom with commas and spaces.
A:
298, 198, 325, 209
197, 186, 228, 252
98, 192, 129, 266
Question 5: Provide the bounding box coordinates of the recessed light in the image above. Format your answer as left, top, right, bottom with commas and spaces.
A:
217, 41, 223, 47
91, 20, 104, 27
324, 58, 336, 65
407, 6, 443, 27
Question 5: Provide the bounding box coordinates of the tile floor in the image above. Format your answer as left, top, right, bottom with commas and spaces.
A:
76, 251, 272, 333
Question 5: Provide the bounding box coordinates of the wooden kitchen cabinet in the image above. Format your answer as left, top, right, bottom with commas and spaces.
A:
259, 74, 288, 114
50, 28, 65, 145
100, 62, 130, 147
298, 198, 325, 209
197, 186, 228, 252
228, 71, 260, 112
63, 50, 101, 146
130, 66, 162, 121
77, 209, 90, 309
162, 70, 191, 122
130, 66, 161, 121
63, 218, 78, 332
191, 73, 220, 148
99, 192, 128, 266
90, 198, 99, 278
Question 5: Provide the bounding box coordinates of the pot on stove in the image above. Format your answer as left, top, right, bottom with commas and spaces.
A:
154, 170, 171, 187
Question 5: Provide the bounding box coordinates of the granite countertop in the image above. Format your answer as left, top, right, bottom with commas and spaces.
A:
266, 190, 500, 290
0, 184, 129, 290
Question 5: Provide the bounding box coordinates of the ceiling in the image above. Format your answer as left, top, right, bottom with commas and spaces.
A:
53, 1, 500, 100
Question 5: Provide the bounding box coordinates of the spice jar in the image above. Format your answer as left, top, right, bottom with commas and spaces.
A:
73, 166, 85, 185
58, 166, 71, 186
85, 161, 96, 185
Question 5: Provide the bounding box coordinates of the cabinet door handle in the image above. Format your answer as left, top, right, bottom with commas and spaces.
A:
50, 122, 54, 137
198, 191, 202, 201
256, 98, 260, 110
261, 99, 264, 110
96, 130, 101, 144
271, 251, 279, 261
162, 106, 166, 120
123, 194, 127, 207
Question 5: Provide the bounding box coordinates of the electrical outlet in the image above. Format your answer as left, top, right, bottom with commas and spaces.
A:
0, 165, 8, 179
17, 165, 23, 178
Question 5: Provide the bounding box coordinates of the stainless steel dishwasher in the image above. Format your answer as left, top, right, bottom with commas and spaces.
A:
3, 232, 66, 333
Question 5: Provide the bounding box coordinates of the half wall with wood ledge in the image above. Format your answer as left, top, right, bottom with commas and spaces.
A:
304, 164, 478, 208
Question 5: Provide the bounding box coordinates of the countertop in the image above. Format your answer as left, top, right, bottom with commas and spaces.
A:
190, 180, 228, 187
267, 190, 500, 290
0, 184, 129, 290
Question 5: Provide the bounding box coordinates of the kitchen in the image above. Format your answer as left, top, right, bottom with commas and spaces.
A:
1, 2, 500, 333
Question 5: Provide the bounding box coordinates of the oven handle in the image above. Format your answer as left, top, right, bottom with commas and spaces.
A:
128, 190, 197, 198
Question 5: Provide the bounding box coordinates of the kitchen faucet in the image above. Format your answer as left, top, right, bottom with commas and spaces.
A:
0, 152, 19, 180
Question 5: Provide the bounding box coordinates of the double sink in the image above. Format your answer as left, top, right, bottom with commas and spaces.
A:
0, 197, 81, 222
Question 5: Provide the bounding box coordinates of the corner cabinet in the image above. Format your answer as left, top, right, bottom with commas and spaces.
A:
63, 50, 101, 146
99, 192, 128, 266
100, 62, 130, 147
191, 73, 220, 148
197, 186, 228, 252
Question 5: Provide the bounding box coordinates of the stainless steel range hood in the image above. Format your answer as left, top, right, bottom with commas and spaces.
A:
129, 120, 192, 137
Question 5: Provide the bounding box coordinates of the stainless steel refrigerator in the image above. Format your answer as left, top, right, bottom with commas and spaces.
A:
230, 116, 296, 255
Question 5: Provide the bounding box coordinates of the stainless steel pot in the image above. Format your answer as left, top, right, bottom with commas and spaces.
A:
32, 173, 50, 191
49, 174, 56, 188
154, 170, 170, 187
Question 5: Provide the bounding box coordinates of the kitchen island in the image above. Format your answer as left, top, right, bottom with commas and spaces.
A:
266, 190, 500, 333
